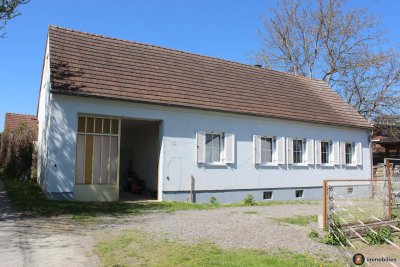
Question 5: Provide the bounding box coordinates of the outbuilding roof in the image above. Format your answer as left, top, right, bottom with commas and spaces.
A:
47, 26, 372, 129
4, 113, 38, 139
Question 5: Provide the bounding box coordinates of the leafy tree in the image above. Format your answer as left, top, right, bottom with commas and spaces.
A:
256, 0, 400, 120
0, 0, 30, 37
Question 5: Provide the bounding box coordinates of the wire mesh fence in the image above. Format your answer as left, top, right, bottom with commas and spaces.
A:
323, 176, 400, 266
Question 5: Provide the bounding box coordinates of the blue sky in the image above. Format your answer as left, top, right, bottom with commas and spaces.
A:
0, 0, 399, 130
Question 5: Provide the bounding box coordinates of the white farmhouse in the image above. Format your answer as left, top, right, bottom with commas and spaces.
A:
37, 26, 372, 202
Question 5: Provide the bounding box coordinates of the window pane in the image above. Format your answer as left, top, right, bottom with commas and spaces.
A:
265, 138, 272, 151
92, 135, 102, 184
95, 118, 102, 134
110, 136, 118, 184
75, 134, 85, 184
205, 147, 212, 162
261, 138, 266, 149
261, 150, 266, 163
100, 136, 110, 184
212, 148, 220, 162
266, 149, 272, 162
84, 135, 93, 184
77, 117, 86, 133
86, 117, 94, 133
205, 134, 213, 147
103, 119, 110, 134
111, 119, 119, 135
212, 134, 220, 149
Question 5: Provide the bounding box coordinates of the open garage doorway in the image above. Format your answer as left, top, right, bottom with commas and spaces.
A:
119, 118, 162, 201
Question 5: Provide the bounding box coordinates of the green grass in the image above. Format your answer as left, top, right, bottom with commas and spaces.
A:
1, 170, 318, 222
243, 211, 259, 214
94, 231, 342, 267
274, 215, 318, 226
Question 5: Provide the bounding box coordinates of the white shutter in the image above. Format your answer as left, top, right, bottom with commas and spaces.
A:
315, 140, 321, 165
305, 139, 314, 164
333, 141, 340, 165
355, 142, 362, 165
276, 136, 286, 164
196, 131, 206, 163
254, 135, 262, 164
287, 137, 293, 164
340, 141, 346, 165
224, 133, 235, 164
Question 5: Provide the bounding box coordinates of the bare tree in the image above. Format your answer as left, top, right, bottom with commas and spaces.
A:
0, 0, 30, 38
256, 0, 400, 120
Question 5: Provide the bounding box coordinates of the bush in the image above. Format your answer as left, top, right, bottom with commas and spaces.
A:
0, 123, 36, 178
209, 196, 218, 205
365, 227, 392, 245
242, 194, 256, 206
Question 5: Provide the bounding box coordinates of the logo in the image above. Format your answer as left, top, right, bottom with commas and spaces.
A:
353, 253, 365, 265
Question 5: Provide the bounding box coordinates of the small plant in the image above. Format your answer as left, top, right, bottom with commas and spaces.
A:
365, 227, 392, 245
322, 216, 348, 246
308, 230, 319, 239
242, 194, 256, 206
209, 196, 218, 205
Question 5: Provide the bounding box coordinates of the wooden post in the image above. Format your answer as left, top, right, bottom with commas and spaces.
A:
385, 159, 392, 219
189, 175, 195, 203
322, 180, 328, 230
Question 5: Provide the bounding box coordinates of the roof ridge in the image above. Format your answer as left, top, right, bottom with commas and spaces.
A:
48, 25, 325, 84
5, 112, 37, 118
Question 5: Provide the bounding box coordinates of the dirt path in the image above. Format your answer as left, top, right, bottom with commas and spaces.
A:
0, 179, 99, 267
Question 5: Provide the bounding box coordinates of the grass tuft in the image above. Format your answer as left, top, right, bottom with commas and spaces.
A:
274, 215, 318, 226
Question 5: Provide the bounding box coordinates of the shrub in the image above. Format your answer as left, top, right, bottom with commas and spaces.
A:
0, 123, 36, 178
242, 194, 256, 206
209, 196, 218, 205
365, 227, 392, 245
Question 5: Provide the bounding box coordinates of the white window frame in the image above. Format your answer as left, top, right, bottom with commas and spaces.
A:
345, 142, 355, 166
320, 140, 332, 165
260, 136, 276, 165
292, 139, 305, 165
205, 132, 224, 164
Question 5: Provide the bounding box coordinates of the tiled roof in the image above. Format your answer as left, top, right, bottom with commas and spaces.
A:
4, 113, 38, 139
47, 26, 372, 129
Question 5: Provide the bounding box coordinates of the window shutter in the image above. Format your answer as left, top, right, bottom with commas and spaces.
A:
315, 140, 321, 165
340, 142, 346, 165
332, 141, 340, 165
196, 131, 206, 163
253, 135, 261, 164
276, 136, 286, 164
224, 133, 235, 164
355, 142, 362, 165
306, 139, 314, 164
287, 138, 293, 164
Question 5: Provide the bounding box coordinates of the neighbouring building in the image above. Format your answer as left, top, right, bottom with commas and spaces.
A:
37, 26, 373, 202
4, 112, 38, 136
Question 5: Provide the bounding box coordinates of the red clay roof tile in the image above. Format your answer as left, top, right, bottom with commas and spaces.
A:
47, 26, 372, 129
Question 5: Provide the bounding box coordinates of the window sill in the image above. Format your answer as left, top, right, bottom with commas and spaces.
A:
320, 164, 335, 167
292, 163, 308, 167
203, 162, 227, 166
257, 163, 279, 167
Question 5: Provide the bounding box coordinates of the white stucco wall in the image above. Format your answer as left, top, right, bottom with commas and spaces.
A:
42, 93, 372, 200
37, 38, 52, 190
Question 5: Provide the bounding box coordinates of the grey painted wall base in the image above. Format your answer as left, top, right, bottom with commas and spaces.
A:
162, 186, 323, 204
46, 192, 74, 201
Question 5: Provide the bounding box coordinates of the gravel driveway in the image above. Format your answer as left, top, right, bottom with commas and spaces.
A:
105, 203, 339, 261
1, 185, 339, 267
